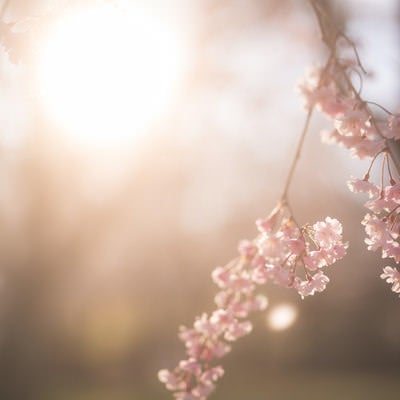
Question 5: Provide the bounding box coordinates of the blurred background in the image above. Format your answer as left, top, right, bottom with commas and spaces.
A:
0, 0, 399, 399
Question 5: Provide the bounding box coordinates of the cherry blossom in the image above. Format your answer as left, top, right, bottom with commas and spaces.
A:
160, 12, 400, 400
159, 201, 347, 399
386, 114, 400, 140
294, 271, 330, 299
380, 266, 400, 295
299, 31, 400, 298
347, 177, 379, 198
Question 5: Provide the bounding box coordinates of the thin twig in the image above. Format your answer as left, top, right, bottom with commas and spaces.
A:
364, 101, 394, 116
281, 107, 314, 201
0, 0, 11, 20
310, 0, 400, 176
310, 0, 367, 73
309, 0, 336, 50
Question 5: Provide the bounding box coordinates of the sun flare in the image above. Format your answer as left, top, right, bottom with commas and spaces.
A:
36, 4, 187, 146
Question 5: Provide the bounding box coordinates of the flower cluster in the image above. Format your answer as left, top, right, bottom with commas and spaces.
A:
299, 38, 400, 297
253, 203, 347, 298
381, 266, 400, 297
158, 203, 347, 399
158, 251, 267, 399
299, 62, 399, 160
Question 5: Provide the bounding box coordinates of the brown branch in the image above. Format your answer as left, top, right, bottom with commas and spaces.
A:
281, 107, 314, 202
0, 0, 11, 20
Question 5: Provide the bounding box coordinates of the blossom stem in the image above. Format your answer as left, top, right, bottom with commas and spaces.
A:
364, 150, 385, 180
0, 0, 11, 19
380, 153, 387, 193
281, 107, 314, 202
365, 101, 394, 116
310, 0, 400, 177
386, 152, 396, 184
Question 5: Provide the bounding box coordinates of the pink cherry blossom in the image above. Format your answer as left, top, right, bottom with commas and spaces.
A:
334, 109, 368, 137
385, 183, 400, 203
224, 320, 253, 341
303, 251, 327, 271
301, 34, 400, 299
200, 366, 224, 385
159, 201, 347, 398
174, 392, 198, 400
294, 271, 330, 299
364, 196, 398, 214
386, 114, 400, 140
158, 369, 187, 391
362, 213, 396, 252
347, 177, 379, 198
238, 240, 257, 258
313, 217, 343, 247
314, 86, 350, 118
380, 266, 400, 295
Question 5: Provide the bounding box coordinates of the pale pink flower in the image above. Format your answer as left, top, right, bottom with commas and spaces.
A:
268, 265, 295, 287
322, 129, 383, 160
210, 309, 233, 328
297, 66, 321, 109
364, 197, 398, 214
363, 122, 382, 141
350, 137, 385, 159
227, 299, 252, 319
194, 314, 217, 337
303, 250, 327, 271
229, 271, 255, 292
321, 243, 348, 264
251, 253, 266, 268
257, 235, 285, 259
347, 177, 379, 198
206, 341, 231, 359
385, 183, 400, 203
280, 222, 301, 240
362, 213, 397, 252
179, 326, 201, 348
211, 267, 230, 289
160, 203, 347, 399
238, 240, 257, 258
314, 86, 350, 118
214, 290, 231, 308
174, 392, 198, 400
200, 366, 224, 385
288, 238, 305, 255
313, 217, 343, 247
380, 266, 400, 294
226, 294, 268, 318
248, 294, 268, 311
294, 271, 330, 298
321, 129, 362, 150
382, 243, 400, 263
334, 109, 368, 137
302, 39, 400, 300
386, 114, 400, 140
191, 383, 215, 398
224, 320, 252, 341
255, 205, 282, 233
158, 369, 187, 391
251, 265, 268, 284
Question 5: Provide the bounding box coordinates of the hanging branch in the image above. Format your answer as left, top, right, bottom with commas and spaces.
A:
158, 3, 353, 400
304, 0, 400, 298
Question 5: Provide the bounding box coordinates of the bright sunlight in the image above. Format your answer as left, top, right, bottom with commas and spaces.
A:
36, 3, 188, 146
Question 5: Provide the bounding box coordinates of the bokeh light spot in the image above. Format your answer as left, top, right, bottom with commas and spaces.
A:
267, 303, 298, 331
